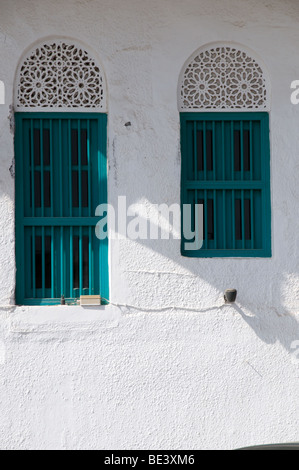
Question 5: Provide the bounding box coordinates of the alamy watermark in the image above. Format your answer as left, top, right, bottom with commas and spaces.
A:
95, 197, 203, 251
290, 81, 299, 105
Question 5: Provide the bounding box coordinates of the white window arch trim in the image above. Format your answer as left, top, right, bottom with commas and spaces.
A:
14, 37, 107, 113
178, 42, 271, 113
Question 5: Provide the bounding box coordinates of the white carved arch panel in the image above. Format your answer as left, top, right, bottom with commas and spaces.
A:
178, 43, 270, 112
15, 39, 106, 112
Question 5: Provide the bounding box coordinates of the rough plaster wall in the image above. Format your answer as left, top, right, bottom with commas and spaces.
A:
0, 0, 298, 449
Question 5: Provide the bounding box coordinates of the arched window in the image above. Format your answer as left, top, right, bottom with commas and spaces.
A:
179, 43, 271, 257
14, 39, 109, 305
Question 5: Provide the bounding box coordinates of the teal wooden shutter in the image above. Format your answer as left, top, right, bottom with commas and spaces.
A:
181, 112, 271, 257
15, 113, 109, 305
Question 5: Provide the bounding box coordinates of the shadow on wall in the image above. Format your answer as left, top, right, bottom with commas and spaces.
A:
233, 305, 299, 354
108, 194, 299, 356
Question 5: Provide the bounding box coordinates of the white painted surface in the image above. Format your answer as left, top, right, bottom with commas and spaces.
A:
0, 81, 4, 105
0, 0, 298, 450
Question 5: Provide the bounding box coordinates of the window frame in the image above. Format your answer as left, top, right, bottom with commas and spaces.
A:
15, 112, 109, 306
180, 112, 272, 258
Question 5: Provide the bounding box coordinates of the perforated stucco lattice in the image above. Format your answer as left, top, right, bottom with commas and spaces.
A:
16, 41, 105, 111
179, 45, 268, 111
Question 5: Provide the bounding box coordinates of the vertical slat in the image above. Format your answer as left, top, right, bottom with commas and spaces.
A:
41, 226, 45, 298
51, 227, 55, 298
213, 189, 217, 249
241, 190, 245, 248
60, 226, 64, 297
222, 189, 226, 249
70, 227, 73, 297
59, 119, 63, 217
78, 120, 82, 216
193, 121, 197, 180
30, 120, 35, 217
250, 121, 253, 181
98, 118, 102, 296
50, 120, 54, 217
250, 189, 254, 249
32, 226, 36, 298
204, 189, 208, 249
212, 121, 216, 181
40, 119, 44, 216
88, 226, 92, 295
15, 115, 26, 304
232, 189, 235, 249
98, 114, 109, 302
222, 121, 225, 180
195, 189, 198, 248
231, 121, 234, 181
240, 121, 244, 180
87, 120, 92, 217
203, 121, 207, 181
68, 120, 72, 217
79, 226, 83, 295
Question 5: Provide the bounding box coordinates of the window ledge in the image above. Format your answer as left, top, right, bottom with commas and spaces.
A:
0, 304, 122, 334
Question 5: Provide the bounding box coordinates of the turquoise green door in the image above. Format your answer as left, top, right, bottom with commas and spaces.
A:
180, 112, 271, 257
15, 113, 109, 305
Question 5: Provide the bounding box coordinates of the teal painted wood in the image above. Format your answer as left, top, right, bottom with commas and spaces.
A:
15, 113, 109, 305
180, 112, 272, 258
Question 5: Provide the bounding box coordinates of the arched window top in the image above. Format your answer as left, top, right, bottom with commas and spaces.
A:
178, 43, 270, 112
15, 39, 106, 112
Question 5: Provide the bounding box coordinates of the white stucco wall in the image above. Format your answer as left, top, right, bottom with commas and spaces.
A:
0, 0, 298, 450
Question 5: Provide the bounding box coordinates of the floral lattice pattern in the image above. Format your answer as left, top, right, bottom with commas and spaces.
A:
179, 46, 268, 111
16, 41, 105, 109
